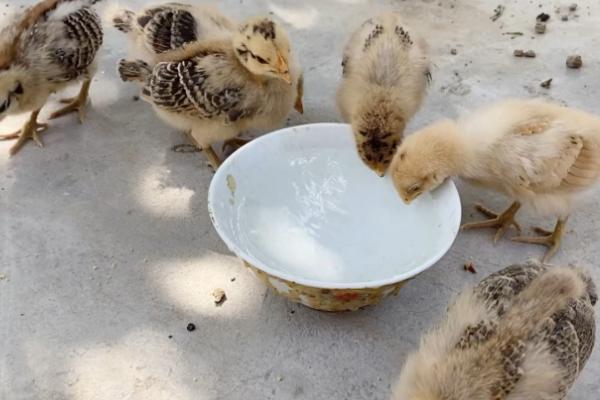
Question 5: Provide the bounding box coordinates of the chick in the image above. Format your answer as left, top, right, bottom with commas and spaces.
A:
337, 13, 430, 176
390, 99, 600, 261
111, 2, 235, 64
0, 0, 103, 155
117, 17, 301, 169
393, 261, 597, 400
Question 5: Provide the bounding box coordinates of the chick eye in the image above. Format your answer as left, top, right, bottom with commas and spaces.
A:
255, 56, 269, 64
399, 152, 406, 161
13, 82, 23, 95
407, 183, 421, 194
0, 99, 9, 113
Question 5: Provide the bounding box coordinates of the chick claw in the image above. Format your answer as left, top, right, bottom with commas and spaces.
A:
511, 219, 567, 262
461, 202, 522, 243
49, 96, 87, 123
49, 79, 91, 123
0, 113, 48, 156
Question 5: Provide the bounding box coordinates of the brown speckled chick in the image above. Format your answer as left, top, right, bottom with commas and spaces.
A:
112, 5, 303, 166
393, 260, 597, 400
337, 13, 430, 176
0, 0, 103, 155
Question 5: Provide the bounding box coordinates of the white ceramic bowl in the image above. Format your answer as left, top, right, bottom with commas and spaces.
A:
208, 123, 461, 311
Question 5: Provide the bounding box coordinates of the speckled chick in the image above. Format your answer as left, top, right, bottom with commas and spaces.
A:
110, 2, 235, 64
0, 0, 103, 155
115, 12, 301, 169
390, 99, 600, 261
393, 261, 597, 400
337, 13, 430, 176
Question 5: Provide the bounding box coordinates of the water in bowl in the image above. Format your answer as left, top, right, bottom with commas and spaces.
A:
232, 149, 451, 285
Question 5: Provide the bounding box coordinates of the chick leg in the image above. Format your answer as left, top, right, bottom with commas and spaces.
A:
461, 201, 522, 243
0, 109, 48, 156
49, 78, 92, 123
203, 146, 221, 170
511, 218, 567, 262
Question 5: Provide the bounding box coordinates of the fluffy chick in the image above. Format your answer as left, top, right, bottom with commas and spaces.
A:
110, 2, 235, 64
390, 99, 600, 261
337, 13, 429, 176
0, 0, 103, 155
393, 260, 597, 400
117, 17, 300, 169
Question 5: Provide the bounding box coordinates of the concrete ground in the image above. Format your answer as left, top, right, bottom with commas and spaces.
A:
1, 0, 600, 399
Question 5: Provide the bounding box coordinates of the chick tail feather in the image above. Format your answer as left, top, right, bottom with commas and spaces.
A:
501, 266, 586, 337
108, 5, 134, 33
118, 59, 151, 82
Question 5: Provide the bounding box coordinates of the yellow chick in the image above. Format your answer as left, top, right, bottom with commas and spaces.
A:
390, 99, 600, 261
337, 13, 430, 176
393, 261, 597, 400
0, 0, 103, 155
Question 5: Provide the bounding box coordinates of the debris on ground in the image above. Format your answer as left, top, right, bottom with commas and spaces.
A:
168, 335, 173, 339
132, 95, 140, 101
561, 15, 569, 21
212, 288, 227, 306
514, 50, 536, 58
536, 13, 550, 22
187, 323, 196, 332
463, 262, 477, 274
172, 143, 201, 153
230, 277, 236, 282
0, 273, 6, 281
569, 3, 578, 12
535, 22, 546, 34
503, 31, 523, 37
540, 78, 553, 89
566, 55, 583, 69
450, 48, 457, 55
491, 5, 505, 21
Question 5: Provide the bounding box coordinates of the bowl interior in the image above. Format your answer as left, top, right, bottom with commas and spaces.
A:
208, 124, 461, 288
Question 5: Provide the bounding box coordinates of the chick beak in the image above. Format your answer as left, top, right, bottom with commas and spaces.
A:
276, 54, 291, 84
373, 167, 386, 177
294, 96, 304, 114
401, 196, 413, 205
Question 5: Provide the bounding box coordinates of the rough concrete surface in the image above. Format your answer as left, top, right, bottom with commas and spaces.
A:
1, 0, 600, 399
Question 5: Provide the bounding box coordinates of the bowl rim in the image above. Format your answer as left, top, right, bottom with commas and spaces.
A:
208, 122, 462, 289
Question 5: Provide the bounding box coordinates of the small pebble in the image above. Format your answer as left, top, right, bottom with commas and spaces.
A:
450, 48, 457, 55
535, 22, 546, 34
569, 3, 578, 11
561, 15, 569, 21
230, 277, 236, 282
212, 288, 227, 306
566, 55, 583, 69
132, 95, 140, 101
464, 262, 477, 274
540, 78, 553, 88
536, 12, 550, 22
187, 323, 196, 332
168, 335, 173, 339
513, 49, 524, 57
523, 50, 536, 58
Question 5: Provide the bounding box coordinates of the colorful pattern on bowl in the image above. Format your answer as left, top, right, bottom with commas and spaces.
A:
244, 261, 409, 312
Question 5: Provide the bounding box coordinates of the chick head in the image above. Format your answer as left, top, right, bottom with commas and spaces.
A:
390, 120, 458, 204
233, 17, 292, 84
0, 67, 25, 121
352, 105, 406, 177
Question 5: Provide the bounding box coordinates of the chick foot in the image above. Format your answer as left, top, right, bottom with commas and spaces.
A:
203, 146, 222, 171
49, 79, 91, 123
461, 201, 522, 243
511, 218, 567, 262
0, 109, 48, 156
222, 137, 251, 154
